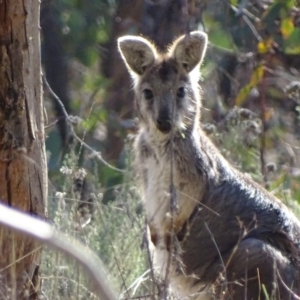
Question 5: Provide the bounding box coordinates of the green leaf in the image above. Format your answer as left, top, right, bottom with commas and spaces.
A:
235, 65, 264, 106
284, 28, 300, 54
250, 65, 264, 87
208, 28, 235, 51
257, 38, 273, 54
235, 85, 252, 106
281, 17, 294, 38
202, 12, 235, 51
262, 2, 282, 24
262, 284, 270, 300
278, 0, 295, 9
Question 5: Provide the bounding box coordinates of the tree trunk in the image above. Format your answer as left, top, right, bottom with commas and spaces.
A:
0, 0, 47, 299
41, 1, 72, 153
102, 0, 142, 162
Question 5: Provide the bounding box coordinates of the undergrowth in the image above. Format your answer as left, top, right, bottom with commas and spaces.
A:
40, 104, 300, 300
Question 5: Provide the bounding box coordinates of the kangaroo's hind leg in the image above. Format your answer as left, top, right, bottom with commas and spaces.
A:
218, 237, 300, 300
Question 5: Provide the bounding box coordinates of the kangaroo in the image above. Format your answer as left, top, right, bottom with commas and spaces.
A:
118, 31, 300, 300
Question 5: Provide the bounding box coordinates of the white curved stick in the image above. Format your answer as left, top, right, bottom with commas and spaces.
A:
0, 203, 117, 300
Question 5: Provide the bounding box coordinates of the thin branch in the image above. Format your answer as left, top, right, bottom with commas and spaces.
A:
276, 269, 300, 300
44, 119, 59, 129
0, 245, 43, 272
143, 220, 159, 298
0, 203, 117, 300
229, 3, 262, 41
43, 75, 125, 173
163, 72, 181, 299
181, 0, 190, 34
230, 3, 260, 22
242, 15, 262, 42
94, 199, 131, 298
204, 222, 228, 293
259, 70, 267, 186
42, 275, 100, 299
121, 294, 158, 300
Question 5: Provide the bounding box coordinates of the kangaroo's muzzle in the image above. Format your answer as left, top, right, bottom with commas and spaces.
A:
156, 117, 172, 133
156, 108, 172, 134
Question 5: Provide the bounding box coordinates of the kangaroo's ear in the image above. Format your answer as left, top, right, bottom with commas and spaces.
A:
118, 36, 157, 76
170, 31, 208, 73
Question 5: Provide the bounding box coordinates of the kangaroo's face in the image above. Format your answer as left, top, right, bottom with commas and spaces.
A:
118, 32, 208, 135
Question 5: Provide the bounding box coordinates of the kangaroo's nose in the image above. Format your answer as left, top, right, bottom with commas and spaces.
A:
156, 117, 172, 133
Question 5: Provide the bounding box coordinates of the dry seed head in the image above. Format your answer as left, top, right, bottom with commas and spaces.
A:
266, 162, 277, 173
60, 166, 73, 175
74, 168, 87, 180
238, 108, 256, 120
202, 123, 216, 135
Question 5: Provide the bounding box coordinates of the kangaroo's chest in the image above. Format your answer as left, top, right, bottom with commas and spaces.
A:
144, 155, 172, 227
142, 151, 201, 238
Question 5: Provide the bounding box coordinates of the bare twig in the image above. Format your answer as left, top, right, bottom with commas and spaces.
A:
43, 275, 100, 299
94, 200, 131, 298
230, 3, 260, 22
181, 0, 190, 34
44, 119, 59, 129
43, 75, 125, 173
143, 220, 159, 299
229, 3, 262, 41
0, 203, 117, 300
259, 70, 267, 186
276, 269, 300, 300
204, 222, 228, 295
163, 72, 181, 299
242, 15, 262, 42
121, 294, 158, 300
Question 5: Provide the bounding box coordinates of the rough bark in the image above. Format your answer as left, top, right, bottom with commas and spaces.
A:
0, 0, 47, 298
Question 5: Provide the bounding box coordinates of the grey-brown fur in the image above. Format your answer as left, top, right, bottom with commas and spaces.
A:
118, 32, 300, 299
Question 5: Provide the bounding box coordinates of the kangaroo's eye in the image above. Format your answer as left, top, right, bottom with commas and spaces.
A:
143, 89, 153, 100
177, 87, 186, 98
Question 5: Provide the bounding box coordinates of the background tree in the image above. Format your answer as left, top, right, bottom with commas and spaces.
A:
0, 0, 47, 298
102, 0, 203, 161
41, 0, 72, 157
